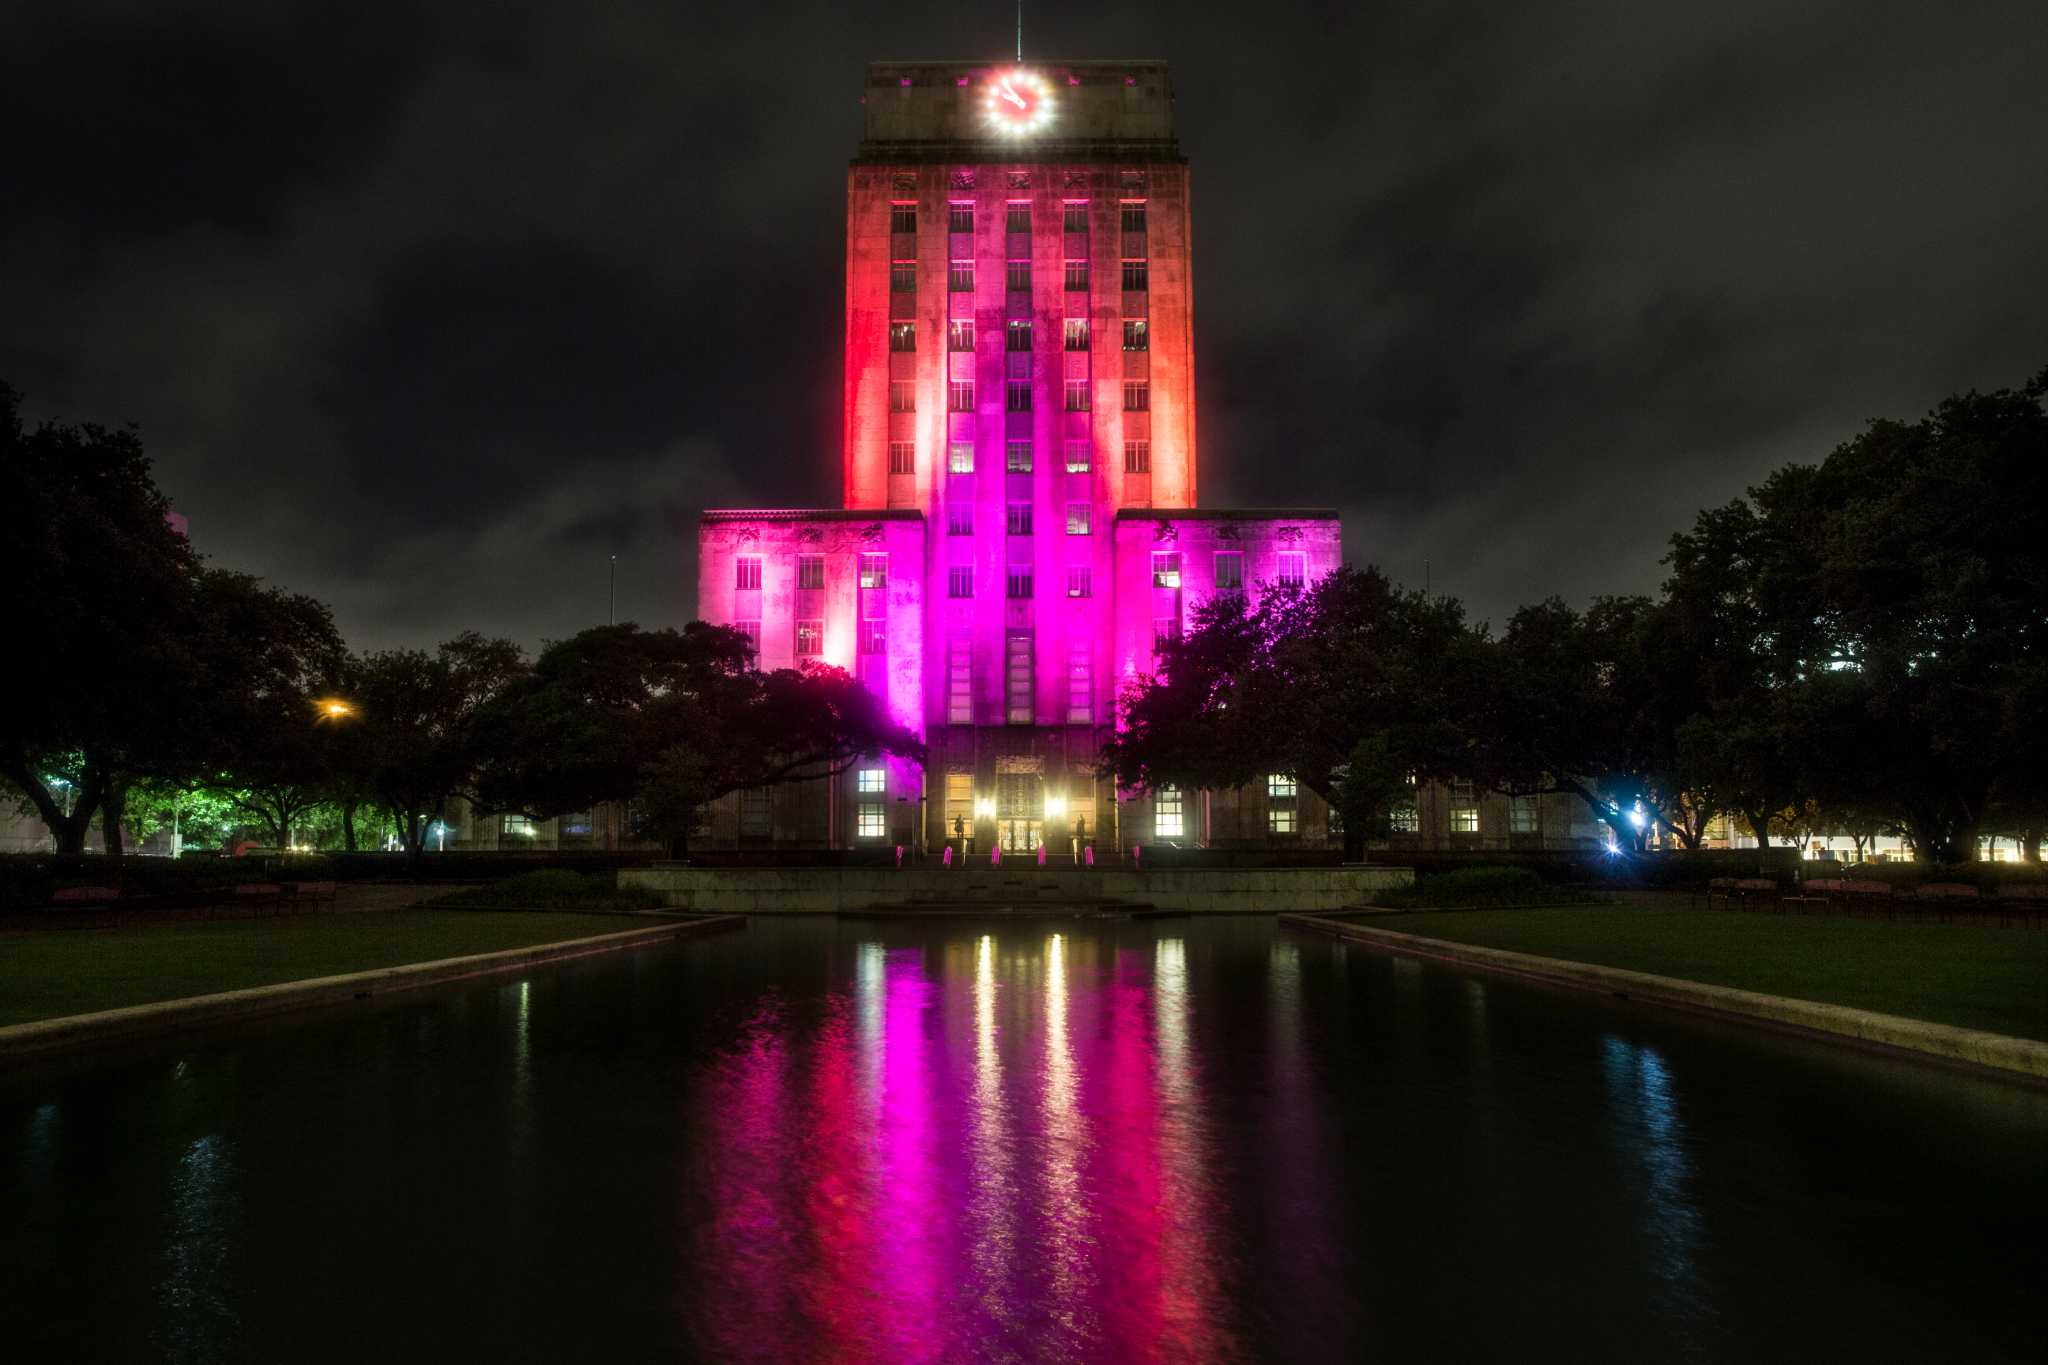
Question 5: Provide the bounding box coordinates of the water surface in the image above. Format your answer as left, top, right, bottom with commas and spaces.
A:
3, 915, 2042, 1361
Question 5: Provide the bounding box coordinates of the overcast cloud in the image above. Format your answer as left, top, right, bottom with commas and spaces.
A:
4, 0, 2043, 647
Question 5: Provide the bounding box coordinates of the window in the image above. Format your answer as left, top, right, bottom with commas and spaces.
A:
948, 203, 974, 233
1063, 202, 1089, 233
1268, 774, 1298, 799
1269, 807, 1298, 835
1510, 795, 1539, 834
889, 322, 916, 352
1005, 202, 1031, 233
1277, 551, 1306, 587
1123, 381, 1149, 411
735, 556, 762, 591
1390, 803, 1420, 834
1451, 805, 1480, 834
1006, 440, 1032, 473
1006, 260, 1032, 291
890, 203, 917, 233
947, 503, 973, 536
739, 786, 772, 837
857, 802, 886, 838
1064, 260, 1089, 291
1006, 320, 1032, 351
1006, 567, 1034, 599
888, 442, 915, 475
948, 320, 975, 352
889, 381, 915, 412
858, 552, 887, 588
735, 620, 760, 661
1064, 380, 1091, 411
949, 260, 974, 292
1155, 786, 1184, 839
859, 619, 886, 655
1121, 260, 1149, 291
948, 566, 974, 598
1214, 551, 1242, 591
946, 634, 972, 723
1124, 441, 1151, 474
890, 262, 916, 293
1066, 648, 1092, 724
1066, 503, 1090, 535
1007, 503, 1033, 535
797, 554, 824, 590
1066, 566, 1092, 598
1152, 552, 1181, 588
1006, 633, 1033, 724
948, 441, 974, 474
950, 381, 976, 412
1120, 202, 1147, 234
1063, 318, 1090, 351
1153, 617, 1181, 649
1122, 319, 1149, 351
796, 619, 823, 656
857, 768, 886, 794
1065, 441, 1091, 473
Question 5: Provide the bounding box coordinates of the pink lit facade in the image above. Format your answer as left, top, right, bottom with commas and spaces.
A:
697, 60, 1342, 853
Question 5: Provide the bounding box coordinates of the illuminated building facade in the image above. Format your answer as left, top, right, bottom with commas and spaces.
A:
698, 59, 1342, 853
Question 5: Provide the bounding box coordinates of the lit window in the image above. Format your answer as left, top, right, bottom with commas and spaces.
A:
888, 442, 914, 475
797, 554, 824, 590
1064, 260, 1089, 291
890, 262, 916, 292
1066, 503, 1090, 535
1122, 319, 1149, 351
1065, 441, 1091, 473
948, 320, 975, 351
948, 566, 974, 598
1124, 441, 1151, 474
857, 768, 886, 794
858, 619, 886, 655
947, 503, 973, 536
1121, 260, 1148, 291
857, 802, 886, 838
1066, 567, 1092, 598
1066, 648, 1092, 724
948, 203, 974, 233
1152, 552, 1181, 588
796, 620, 823, 656
1120, 202, 1147, 234
890, 203, 916, 233
1005, 202, 1031, 233
1006, 568, 1034, 599
1006, 440, 1033, 473
1452, 806, 1480, 834
949, 261, 974, 292
1214, 551, 1242, 591
889, 322, 916, 352
949, 381, 975, 412
1007, 319, 1033, 351
1006, 260, 1032, 291
889, 381, 915, 412
1006, 633, 1033, 724
1064, 318, 1090, 350
1269, 807, 1298, 835
1006, 381, 1032, 412
1123, 381, 1149, 411
1155, 786, 1184, 839
946, 634, 972, 723
1277, 551, 1306, 587
1063, 202, 1088, 233
735, 557, 762, 591
1391, 803, 1420, 833
1510, 796, 1539, 834
1064, 381, 1090, 411
1268, 774, 1297, 799
948, 441, 974, 473
502, 814, 535, 837
859, 553, 887, 588
1006, 503, 1033, 535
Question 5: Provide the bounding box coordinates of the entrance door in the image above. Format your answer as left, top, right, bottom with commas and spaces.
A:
997, 772, 1044, 851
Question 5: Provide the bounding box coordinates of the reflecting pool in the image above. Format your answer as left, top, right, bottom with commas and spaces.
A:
3, 916, 2042, 1361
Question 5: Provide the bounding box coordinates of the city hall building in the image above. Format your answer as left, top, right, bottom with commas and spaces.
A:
696, 60, 1341, 855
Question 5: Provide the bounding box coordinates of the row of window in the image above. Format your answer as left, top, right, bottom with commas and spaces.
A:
935, 439, 1148, 474
887, 380, 1150, 412
887, 320, 1147, 353
734, 552, 887, 592
893, 202, 1147, 236
941, 632, 1095, 727
897, 260, 1151, 293
1150, 550, 1304, 590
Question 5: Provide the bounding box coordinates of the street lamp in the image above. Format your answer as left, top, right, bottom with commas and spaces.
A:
1044, 794, 1068, 820
314, 697, 355, 721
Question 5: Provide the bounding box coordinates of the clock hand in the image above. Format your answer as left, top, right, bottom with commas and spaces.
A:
1000, 83, 1026, 108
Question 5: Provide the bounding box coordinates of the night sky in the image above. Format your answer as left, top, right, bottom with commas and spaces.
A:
6, 1, 2043, 650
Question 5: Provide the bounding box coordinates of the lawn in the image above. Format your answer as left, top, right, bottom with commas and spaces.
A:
0, 910, 665, 1027
1367, 905, 2048, 1041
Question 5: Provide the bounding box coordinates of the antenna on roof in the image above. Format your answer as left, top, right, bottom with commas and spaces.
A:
1016, 1, 1023, 60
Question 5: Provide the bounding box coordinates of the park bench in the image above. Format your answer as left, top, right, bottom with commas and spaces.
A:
1785, 877, 1843, 915
50, 885, 121, 907
1913, 881, 1980, 924
1995, 883, 2047, 928
285, 880, 338, 909
233, 883, 286, 916
1706, 877, 1779, 911
1838, 879, 1897, 919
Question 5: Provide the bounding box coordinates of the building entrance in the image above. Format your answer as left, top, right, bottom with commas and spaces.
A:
997, 771, 1044, 852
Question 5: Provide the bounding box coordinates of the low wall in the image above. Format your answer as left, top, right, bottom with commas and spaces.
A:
619, 864, 1412, 913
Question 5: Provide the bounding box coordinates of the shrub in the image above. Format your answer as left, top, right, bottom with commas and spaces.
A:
1376, 864, 1567, 908
425, 869, 665, 911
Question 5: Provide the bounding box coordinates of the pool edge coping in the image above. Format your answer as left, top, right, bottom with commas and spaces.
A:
0, 914, 745, 1065
1280, 913, 2048, 1082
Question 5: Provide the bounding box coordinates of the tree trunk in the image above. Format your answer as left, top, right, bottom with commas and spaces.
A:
341, 801, 358, 852
102, 776, 128, 862
1342, 821, 1366, 862
1, 755, 101, 854
2022, 826, 2044, 863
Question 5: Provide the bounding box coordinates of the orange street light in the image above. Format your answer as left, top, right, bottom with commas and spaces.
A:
315, 697, 356, 721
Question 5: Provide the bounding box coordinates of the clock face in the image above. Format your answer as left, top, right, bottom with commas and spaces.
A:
984, 68, 1054, 135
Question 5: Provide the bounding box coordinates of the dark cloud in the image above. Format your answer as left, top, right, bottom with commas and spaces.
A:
5, 0, 2043, 646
